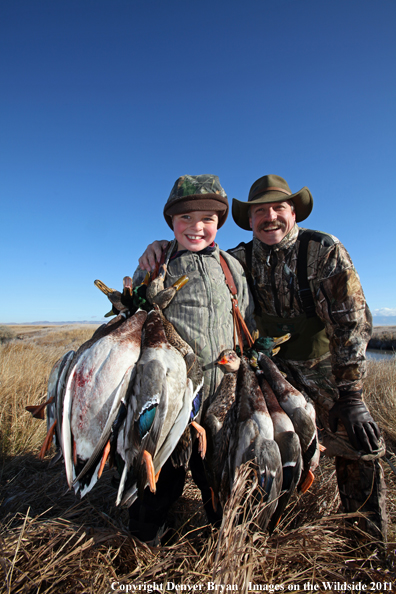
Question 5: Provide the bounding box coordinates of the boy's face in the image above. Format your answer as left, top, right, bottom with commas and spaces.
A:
172, 210, 218, 252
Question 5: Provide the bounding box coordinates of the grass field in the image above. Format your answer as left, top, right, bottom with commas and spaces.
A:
0, 325, 395, 593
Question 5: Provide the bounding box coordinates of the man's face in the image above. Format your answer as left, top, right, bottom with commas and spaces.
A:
249, 200, 296, 245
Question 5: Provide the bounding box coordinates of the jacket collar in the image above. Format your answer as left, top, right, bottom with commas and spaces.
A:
253, 223, 299, 257
170, 242, 218, 261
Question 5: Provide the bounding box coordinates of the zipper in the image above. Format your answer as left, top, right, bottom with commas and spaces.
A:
197, 254, 217, 397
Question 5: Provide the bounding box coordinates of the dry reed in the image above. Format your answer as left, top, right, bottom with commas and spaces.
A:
365, 359, 396, 445
0, 327, 395, 593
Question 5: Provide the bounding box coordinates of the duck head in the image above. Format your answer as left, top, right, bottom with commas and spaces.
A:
216, 349, 241, 373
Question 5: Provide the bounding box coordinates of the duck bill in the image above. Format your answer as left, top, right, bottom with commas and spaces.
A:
217, 357, 228, 366
94, 279, 115, 296
142, 272, 151, 286
172, 275, 189, 291
273, 333, 291, 347
123, 276, 133, 297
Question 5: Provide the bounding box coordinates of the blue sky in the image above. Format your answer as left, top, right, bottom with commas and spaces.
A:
1, 0, 395, 323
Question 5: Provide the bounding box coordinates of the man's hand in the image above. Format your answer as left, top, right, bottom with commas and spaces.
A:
138, 240, 169, 272
329, 393, 381, 454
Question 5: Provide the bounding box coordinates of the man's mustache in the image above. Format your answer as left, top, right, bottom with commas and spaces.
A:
259, 220, 286, 232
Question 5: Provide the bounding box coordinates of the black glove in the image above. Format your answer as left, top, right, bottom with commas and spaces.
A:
328, 391, 381, 454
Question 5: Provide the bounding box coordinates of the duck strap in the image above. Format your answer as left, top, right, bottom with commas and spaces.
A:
219, 254, 254, 354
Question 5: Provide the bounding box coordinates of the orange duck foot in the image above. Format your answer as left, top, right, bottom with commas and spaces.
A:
191, 421, 207, 458
39, 420, 57, 460
142, 450, 156, 493
300, 470, 315, 494
98, 440, 111, 479
26, 396, 54, 420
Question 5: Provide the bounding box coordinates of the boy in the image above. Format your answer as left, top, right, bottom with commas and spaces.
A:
129, 174, 255, 542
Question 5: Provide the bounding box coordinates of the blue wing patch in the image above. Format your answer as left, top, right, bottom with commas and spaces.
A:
137, 403, 157, 439
190, 388, 203, 421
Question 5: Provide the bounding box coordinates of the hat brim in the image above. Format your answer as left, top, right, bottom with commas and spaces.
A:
232, 187, 313, 230
164, 194, 229, 230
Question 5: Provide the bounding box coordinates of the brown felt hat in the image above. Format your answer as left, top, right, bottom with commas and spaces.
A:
232, 174, 313, 230
164, 174, 229, 230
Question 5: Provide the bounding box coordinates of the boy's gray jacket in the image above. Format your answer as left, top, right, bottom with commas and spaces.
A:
134, 245, 255, 404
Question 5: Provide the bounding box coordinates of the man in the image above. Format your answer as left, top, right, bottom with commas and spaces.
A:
139, 174, 387, 541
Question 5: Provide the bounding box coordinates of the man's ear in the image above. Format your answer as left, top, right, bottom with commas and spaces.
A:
249, 217, 253, 230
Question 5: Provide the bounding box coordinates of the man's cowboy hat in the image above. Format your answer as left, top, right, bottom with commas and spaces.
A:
232, 174, 313, 231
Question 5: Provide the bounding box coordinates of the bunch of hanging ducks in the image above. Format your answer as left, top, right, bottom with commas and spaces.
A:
27, 243, 322, 533
26, 241, 206, 506
202, 340, 323, 533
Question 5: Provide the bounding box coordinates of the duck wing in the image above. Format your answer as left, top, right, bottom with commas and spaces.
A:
171, 352, 205, 468
257, 373, 302, 532
244, 433, 283, 531
72, 363, 135, 492
257, 353, 320, 493
203, 371, 237, 501
62, 310, 147, 493
221, 357, 282, 528
120, 377, 193, 508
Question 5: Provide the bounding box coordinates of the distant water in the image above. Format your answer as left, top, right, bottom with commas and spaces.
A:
366, 349, 396, 361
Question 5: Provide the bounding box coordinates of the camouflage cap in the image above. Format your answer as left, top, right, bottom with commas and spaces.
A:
164, 174, 229, 230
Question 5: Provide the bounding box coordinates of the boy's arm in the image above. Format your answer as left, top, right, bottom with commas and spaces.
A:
138, 240, 169, 272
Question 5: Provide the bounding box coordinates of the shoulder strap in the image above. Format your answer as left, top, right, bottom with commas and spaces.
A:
219, 254, 254, 353
297, 230, 320, 318
232, 241, 262, 317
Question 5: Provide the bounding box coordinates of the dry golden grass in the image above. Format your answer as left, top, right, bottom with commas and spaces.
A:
372, 326, 396, 343
0, 327, 395, 593
365, 359, 396, 445
0, 325, 98, 459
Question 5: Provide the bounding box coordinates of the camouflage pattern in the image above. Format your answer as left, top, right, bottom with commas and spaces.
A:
229, 224, 372, 393
335, 457, 388, 540
164, 175, 229, 230
273, 353, 385, 460
168, 174, 227, 201
277, 347, 387, 540
133, 245, 256, 407
229, 226, 387, 540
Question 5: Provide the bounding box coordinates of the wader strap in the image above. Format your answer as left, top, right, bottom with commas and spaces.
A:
297, 230, 316, 318
219, 254, 254, 354
242, 241, 263, 317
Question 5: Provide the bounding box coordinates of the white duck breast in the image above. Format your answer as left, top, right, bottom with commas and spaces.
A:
117, 309, 190, 505
62, 309, 147, 494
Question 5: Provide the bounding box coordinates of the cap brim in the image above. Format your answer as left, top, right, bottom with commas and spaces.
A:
164, 195, 229, 230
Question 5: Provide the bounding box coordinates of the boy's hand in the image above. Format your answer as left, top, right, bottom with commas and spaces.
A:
138, 240, 169, 272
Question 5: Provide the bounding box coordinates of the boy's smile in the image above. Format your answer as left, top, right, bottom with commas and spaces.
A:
172, 211, 218, 252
